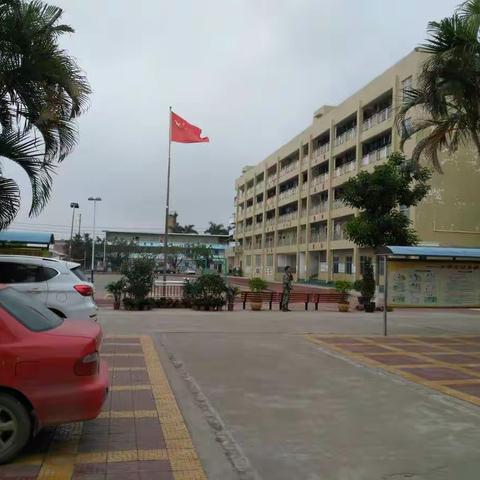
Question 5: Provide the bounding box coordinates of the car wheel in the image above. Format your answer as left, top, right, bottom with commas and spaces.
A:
0, 394, 32, 464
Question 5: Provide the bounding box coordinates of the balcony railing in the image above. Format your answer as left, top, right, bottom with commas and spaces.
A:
245, 206, 253, 215
256, 202, 264, 210
278, 187, 298, 200
254, 242, 263, 249
265, 219, 276, 227
245, 225, 253, 232
334, 161, 356, 177
278, 211, 298, 224
362, 144, 392, 166
265, 239, 274, 248
362, 106, 392, 131
267, 176, 277, 187
310, 202, 328, 215
332, 199, 345, 209
256, 182, 264, 192
313, 142, 330, 156
279, 161, 299, 176
335, 127, 357, 146
266, 198, 276, 208
311, 173, 328, 186
277, 237, 297, 247
310, 232, 328, 243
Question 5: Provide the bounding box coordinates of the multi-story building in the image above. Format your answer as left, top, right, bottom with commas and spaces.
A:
234, 50, 480, 282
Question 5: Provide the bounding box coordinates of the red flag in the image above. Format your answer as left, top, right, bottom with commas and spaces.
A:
170, 111, 209, 143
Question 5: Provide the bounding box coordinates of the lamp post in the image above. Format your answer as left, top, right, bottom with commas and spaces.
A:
88, 197, 102, 283
69, 202, 79, 260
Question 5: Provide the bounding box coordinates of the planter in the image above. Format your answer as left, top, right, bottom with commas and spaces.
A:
249, 293, 263, 311
113, 301, 121, 310
364, 302, 376, 313
338, 302, 350, 313
357, 296, 366, 306
227, 303, 234, 312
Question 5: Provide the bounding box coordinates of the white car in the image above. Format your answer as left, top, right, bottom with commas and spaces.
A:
0, 255, 97, 320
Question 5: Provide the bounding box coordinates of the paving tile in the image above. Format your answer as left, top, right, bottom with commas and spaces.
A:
426, 353, 480, 364
135, 418, 166, 450
0, 464, 40, 478
395, 344, 446, 353
110, 356, 146, 368
103, 338, 141, 344
338, 344, 394, 354
399, 366, 476, 381
464, 366, 480, 374
317, 337, 366, 344
364, 354, 429, 366
448, 344, 480, 353
416, 337, 463, 344
106, 460, 172, 473
444, 383, 480, 398
73, 463, 107, 475
365, 337, 414, 344
133, 390, 156, 410
111, 391, 134, 411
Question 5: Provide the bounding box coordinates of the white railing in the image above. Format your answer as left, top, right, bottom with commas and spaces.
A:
266, 219, 275, 227
152, 281, 185, 299
267, 176, 277, 187
277, 237, 297, 247
311, 173, 328, 186
335, 127, 357, 146
279, 161, 299, 176
332, 199, 344, 209
310, 232, 328, 243
265, 239, 274, 248
279, 187, 298, 200
313, 142, 330, 156
362, 144, 392, 166
310, 202, 328, 215
362, 106, 392, 131
334, 161, 356, 177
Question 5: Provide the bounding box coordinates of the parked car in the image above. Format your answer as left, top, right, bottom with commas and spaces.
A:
0, 256, 97, 320
0, 286, 108, 463
183, 267, 197, 275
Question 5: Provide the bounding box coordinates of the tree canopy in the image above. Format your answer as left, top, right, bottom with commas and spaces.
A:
204, 222, 229, 235
341, 153, 431, 249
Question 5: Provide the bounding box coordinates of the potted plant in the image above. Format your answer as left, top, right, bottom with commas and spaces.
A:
105, 278, 126, 310
226, 286, 240, 311
360, 259, 376, 312
248, 277, 268, 311
334, 280, 352, 312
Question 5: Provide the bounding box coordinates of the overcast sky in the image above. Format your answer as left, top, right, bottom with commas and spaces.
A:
6, 0, 459, 239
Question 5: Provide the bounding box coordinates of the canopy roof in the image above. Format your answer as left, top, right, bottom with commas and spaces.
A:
377, 246, 480, 260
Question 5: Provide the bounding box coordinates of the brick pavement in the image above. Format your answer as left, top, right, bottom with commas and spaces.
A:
3, 336, 206, 480
306, 334, 480, 407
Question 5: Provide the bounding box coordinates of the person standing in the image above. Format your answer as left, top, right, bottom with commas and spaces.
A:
281, 266, 293, 311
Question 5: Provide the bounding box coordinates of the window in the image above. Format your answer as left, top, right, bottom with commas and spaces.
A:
246, 255, 251, 267
42, 267, 59, 281
255, 255, 261, 267
400, 117, 413, 139
0, 287, 63, 332
402, 76, 413, 100
345, 256, 353, 274
333, 256, 340, 274
266, 254, 273, 267
399, 204, 410, 219
0, 262, 44, 284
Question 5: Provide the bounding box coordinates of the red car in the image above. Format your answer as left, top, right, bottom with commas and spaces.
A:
0, 286, 108, 463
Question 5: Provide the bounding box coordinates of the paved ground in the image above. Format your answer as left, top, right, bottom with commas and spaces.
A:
5, 308, 480, 480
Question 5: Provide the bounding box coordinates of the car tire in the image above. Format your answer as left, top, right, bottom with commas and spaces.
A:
0, 394, 32, 464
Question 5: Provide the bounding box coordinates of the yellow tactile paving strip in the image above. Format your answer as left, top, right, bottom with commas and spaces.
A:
306, 334, 480, 407
6, 335, 207, 480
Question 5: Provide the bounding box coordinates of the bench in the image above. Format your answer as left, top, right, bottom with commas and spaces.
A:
239, 291, 344, 310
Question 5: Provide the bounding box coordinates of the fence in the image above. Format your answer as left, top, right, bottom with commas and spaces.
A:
151, 280, 185, 299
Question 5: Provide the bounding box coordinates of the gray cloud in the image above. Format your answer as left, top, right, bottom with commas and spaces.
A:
5, 0, 459, 238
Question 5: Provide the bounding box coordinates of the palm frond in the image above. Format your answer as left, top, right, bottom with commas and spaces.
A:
0, 175, 20, 230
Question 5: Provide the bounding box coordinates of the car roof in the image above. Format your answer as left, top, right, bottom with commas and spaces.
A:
0, 255, 80, 269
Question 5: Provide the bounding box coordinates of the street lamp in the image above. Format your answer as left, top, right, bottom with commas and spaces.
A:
69, 202, 79, 260
88, 197, 102, 283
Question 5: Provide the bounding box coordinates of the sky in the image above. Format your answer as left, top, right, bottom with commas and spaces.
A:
5, 0, 460, 239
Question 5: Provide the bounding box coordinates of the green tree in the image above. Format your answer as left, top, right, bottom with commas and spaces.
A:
173, 223, 198, 234
204, 222, 229, 235
185, 243, 214, 269
121, 255, 156, 302
0, 0, 91, 229
341, 153, 431, 249
398, 0, 480, 172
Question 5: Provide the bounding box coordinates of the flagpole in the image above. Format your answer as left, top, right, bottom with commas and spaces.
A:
163, 106, 172, 288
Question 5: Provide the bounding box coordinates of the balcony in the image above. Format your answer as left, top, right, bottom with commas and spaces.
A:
277, 211, 298, 225
245, 206, 254, 216
277, 236, 297, 247
266, 197, 276, 209
245, 225, 253, 233
278, 187, 298, 201
256, 182, 264, 192
334, 161, 356, 177
311, 174, 328, 186
310, 232, 328, 243
265, 218, 276, 228
314, 143, 330, 156
362, 106, 392, 131
256, 202, 264, 211
310, 202, 328, 216
254, 242, 263, 250
335, 127, 356, 146
362, 144, 391, 166
279, 161, 299, 178
267, 176, 277, 187
332, 199, 345, 209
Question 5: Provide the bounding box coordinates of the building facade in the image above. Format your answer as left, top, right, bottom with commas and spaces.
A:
234, 50, 480, 282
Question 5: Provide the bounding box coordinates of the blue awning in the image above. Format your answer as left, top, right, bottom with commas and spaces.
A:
377, 246, 480, 259
0, 231, 55, 246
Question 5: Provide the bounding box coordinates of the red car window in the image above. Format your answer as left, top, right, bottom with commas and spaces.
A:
0, 287, 63, 332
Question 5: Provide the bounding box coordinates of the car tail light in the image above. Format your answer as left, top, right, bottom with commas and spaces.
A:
74, 352, 99, 376
74, 284, 93, 296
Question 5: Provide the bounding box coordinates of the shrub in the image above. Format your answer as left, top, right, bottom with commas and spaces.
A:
105, 278, 126, 303
248, 277, 268, 293
360, 259, 375, 303
184, 273, 227, 309
334, 281, 353, 304
121, 256, 156, 303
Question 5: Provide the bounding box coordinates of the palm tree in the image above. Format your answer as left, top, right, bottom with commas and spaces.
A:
182, 224, 198, 234
204, 221, 229, 235
397, 0, 480, 172
0, 0, 91, 229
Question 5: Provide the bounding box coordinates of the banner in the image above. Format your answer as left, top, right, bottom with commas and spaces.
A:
388, 260, 480, 307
